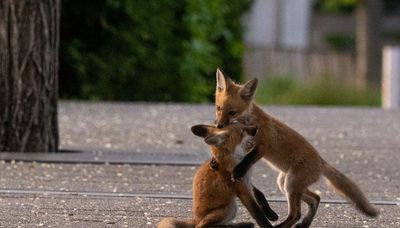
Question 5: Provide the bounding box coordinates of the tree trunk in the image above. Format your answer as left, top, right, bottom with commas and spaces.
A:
0, 0, 60, 152
356, 0, 382, 88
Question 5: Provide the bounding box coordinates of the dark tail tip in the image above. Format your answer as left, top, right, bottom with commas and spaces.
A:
358, 202, 379, 218
365, 207, 379, 218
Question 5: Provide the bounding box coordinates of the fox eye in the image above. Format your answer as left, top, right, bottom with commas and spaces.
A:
216, 106, 221, 111
228, 111, 237, 116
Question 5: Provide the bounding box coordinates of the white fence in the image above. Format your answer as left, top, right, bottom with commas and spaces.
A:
244, 47, 356, 83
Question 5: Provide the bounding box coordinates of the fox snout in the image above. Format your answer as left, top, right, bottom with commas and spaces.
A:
216, 122, 229, 129
215, 119, 227, 128
216, 116, 237, 128
216, 119, 240, 128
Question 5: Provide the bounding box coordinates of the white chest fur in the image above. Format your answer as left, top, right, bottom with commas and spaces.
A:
233, 143, 246, 165
233, 135, 253, 182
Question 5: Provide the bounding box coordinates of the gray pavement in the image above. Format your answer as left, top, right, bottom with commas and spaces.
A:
0, 101, 399, 227
0, 194, 399, 227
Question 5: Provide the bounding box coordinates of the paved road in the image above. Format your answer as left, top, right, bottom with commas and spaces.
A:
0, 102, 399, 227
59, 102, 400, 157
0, 193, 399, 227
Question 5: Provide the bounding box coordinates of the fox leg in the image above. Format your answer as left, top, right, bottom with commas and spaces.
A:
252, 185, 278, 221
195, 203, 236, 228
276, 191, 303, 228
277, 172, 286, 194
276, 172, 307, 228
232, 147, 263, 181
294, 189, 320, 228
235, 182, 273, 228
208, 222, 254, 228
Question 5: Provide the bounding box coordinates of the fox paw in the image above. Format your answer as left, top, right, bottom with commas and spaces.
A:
265, 210, 279, 221
235, 222, 254, 228
294, 223, 307, 228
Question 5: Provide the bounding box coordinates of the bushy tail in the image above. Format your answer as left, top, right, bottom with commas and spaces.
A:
157, 218, 196, 228
322, 161, 379, 217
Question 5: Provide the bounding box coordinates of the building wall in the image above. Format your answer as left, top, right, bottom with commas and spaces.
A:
243, 0, 312, 49
310, 14, 400, 50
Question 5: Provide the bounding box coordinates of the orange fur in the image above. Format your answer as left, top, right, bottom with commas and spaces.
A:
158, 124, 274, 228
214, 68, 378, 228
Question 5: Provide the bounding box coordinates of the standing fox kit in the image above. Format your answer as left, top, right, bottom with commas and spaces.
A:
158, 124, 278, 228
214, 69, 379, 228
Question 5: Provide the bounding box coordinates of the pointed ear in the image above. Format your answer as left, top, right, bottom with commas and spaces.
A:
240, 78, 258, 101
216, 68, 233, 92
191, 124, 213, 138
204, 133, 226, 146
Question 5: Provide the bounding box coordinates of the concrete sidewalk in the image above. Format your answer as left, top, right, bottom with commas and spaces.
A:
0, 102, 399, 227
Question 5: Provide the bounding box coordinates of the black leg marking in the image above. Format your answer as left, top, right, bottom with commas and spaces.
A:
252, 185, 278, 221
232, 148, 259, 181
209, 223, 254, 228
249, 200, 274, 228
234, 222, 255, 228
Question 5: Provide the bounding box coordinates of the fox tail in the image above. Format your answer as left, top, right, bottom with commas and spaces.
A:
322, 161, 379, 217
157, 218, 196, 228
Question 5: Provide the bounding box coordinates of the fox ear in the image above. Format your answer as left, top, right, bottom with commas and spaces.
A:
216, 68, 233, 92
191, 124, 213, 138
204, 133, 226, 146
240, 78, 258, 101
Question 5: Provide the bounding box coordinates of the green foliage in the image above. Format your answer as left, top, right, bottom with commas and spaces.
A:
256, 76, 380, 106
326, 33, 355, 51
314, 0, 400, 14
314, 0, 358, 13
60, 0, 251, 102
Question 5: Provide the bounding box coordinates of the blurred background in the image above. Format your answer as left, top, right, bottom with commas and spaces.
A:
59, 0, 400, 105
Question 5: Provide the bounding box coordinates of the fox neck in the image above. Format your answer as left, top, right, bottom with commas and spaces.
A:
211, 147, 238, 172
233, 142, 247, 166
238, 102, 256, 125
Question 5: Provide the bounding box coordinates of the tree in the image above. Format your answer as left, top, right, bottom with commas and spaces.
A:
59, 0, 251, 102
356, 0, 382, 88
0, 0, 60, 152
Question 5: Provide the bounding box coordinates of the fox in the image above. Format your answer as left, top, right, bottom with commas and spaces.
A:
157, 123, 278, 228
212, 68, 379, 228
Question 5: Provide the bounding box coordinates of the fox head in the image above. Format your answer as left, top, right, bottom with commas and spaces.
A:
215, 68, 258, 128
191, 123, 258, 154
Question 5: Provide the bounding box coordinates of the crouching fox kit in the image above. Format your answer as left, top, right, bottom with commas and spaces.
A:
214, 69, 379, 228
157, 123, 278, 228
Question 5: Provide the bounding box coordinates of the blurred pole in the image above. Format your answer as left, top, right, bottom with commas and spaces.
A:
356, 0, 382, 88
382, 46, 400, 109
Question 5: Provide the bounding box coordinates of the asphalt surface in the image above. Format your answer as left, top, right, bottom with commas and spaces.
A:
0, 101, 399, 227
0, 194, 399, 227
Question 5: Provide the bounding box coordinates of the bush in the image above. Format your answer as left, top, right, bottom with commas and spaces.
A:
256, 76, 381, 106
60, 0, 251, 102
